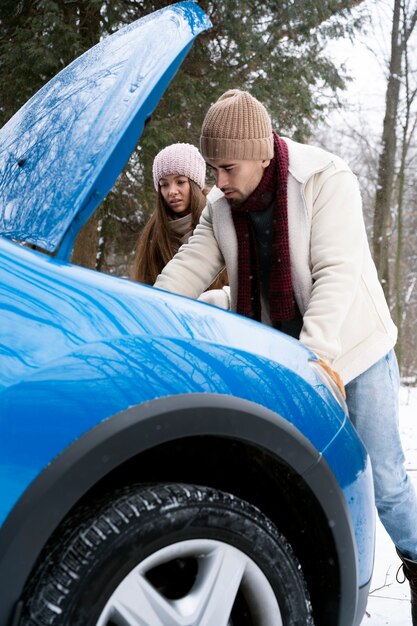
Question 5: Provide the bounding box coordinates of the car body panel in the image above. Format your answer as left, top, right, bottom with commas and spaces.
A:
0, 2, 210, 258
1, 237, 349, 523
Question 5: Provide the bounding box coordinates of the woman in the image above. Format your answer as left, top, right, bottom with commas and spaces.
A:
132, 143, 228, 305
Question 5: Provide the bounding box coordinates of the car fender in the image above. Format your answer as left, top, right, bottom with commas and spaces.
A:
0, 391, 359, 626
0, 334, 349, 524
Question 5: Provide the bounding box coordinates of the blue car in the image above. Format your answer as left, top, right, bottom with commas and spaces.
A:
0, 3, 375, 626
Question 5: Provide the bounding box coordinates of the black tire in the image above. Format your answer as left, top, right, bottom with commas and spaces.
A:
20, 483, 314, 626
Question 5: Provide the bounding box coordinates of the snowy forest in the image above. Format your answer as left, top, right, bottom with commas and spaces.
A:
1, 0, 417, 378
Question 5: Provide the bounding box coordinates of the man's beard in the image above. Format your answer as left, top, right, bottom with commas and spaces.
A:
228, 196, 243, 207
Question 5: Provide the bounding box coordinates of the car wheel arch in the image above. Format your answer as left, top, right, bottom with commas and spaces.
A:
0, 392, 357, 626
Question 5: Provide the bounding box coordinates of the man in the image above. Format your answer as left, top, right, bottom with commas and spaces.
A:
154, 89, 417, 623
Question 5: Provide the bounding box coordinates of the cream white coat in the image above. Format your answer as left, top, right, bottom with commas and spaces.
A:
155, 137, 397, 383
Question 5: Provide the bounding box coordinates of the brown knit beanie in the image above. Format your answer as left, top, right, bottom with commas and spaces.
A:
152, 143, 206, 191
200, 89, 274, 161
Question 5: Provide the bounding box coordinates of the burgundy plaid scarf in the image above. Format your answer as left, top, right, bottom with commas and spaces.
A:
231, 132, 295, 322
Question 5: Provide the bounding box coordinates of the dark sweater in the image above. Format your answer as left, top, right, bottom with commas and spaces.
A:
250, 203, 303, 339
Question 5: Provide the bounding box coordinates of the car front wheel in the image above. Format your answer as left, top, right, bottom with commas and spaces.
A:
20, 483, 314, 626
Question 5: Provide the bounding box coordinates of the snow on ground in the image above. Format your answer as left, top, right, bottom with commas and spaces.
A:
360, 386, 417, 625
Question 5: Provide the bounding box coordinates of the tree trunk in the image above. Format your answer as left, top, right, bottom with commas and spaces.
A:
71, 214, 99, 269
392, 3, 417, 371
67, 1, 102, 269
373, 0, 402, 305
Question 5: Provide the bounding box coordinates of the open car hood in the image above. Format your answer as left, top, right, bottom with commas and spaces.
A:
0, 2, 210, 259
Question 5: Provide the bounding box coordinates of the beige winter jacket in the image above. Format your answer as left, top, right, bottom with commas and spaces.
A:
154, 137, 397, 383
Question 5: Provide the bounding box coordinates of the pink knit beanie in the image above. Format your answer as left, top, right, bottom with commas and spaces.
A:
200, 89, 274, 161
152, 143, 206, 191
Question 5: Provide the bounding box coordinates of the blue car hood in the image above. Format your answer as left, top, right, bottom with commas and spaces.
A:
0, 2, 210, 259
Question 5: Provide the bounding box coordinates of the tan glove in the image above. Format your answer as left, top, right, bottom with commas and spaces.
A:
317, 359, 346, 400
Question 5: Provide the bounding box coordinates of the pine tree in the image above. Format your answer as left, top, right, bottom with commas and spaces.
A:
0, 0, 365, 273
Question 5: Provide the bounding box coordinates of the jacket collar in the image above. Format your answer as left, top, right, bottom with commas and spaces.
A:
282, 136, 340, 184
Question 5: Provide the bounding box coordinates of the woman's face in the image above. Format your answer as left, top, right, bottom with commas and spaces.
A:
159, 174, 191, 216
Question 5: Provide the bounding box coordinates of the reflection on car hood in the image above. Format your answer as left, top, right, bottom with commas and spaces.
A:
0, 2, 210, 259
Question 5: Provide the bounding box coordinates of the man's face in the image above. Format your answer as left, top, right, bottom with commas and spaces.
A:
206, 158, 271, 205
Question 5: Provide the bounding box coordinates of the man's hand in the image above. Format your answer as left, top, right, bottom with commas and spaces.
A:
317, 359, 346, 400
